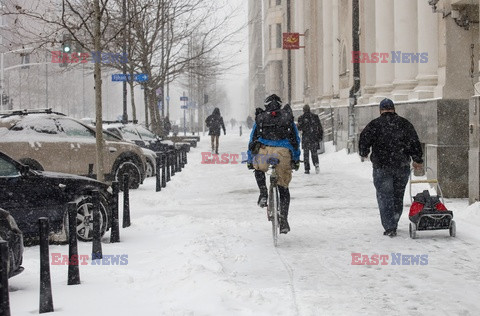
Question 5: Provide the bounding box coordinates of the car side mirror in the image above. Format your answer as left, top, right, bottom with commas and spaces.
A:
19, 164, 30, 176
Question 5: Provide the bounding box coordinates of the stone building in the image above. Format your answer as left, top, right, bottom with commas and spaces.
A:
249, 0, 480, 199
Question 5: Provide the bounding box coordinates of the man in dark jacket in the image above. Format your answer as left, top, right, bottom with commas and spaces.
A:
359, 98, 424, 237
247, 94, 301, 234
205, 108, 226, 154
297, 104, 323, 174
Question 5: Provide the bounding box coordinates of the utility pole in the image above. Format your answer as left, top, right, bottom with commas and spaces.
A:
122, 0, 128, 124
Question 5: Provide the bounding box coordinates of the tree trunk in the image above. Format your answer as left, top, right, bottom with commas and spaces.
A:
144, 84, 149, 127
94, 0, 105, 182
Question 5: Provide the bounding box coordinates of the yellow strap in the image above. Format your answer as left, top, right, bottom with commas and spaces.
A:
410, 179, 438, 184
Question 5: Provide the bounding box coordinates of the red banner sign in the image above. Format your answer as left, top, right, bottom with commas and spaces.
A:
283, 33, 300, 50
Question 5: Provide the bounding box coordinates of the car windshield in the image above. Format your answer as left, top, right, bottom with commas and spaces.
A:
0, 157, 20, 177
121, 126, 141, 141
135, 126, 157, 140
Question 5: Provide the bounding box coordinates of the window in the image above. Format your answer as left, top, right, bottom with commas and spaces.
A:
121, 126, 141, 141
0, 157, 20, 177
340, 43, 348, 76
10, 117, 59, 134
276, 24, 282, 48
136, 126, 157, 141
58, 118, 94, 138
20, 53, 30, 69
269, 25, 272, 50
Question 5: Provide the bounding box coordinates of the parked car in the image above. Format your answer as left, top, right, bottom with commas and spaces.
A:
0, 151, 113, 242
0, 109, 147, 189
0, 208, 24, 278
103, 122, 170, 152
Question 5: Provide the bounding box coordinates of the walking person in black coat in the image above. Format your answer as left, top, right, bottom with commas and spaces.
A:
359, 98, 424, 237
297, 104, 323, 174
205, 107, 226, 154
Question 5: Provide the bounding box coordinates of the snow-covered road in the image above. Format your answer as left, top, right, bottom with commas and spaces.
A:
9, 132, 480, 315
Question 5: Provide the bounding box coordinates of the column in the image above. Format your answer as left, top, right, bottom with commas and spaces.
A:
332, 1, 339, 98
392, 0, 418, 101
322, 0, 333, 100
372, 0, 394, 101
411, 0, 438, 99
294, 0, 305, 106
359, 0, 376, 104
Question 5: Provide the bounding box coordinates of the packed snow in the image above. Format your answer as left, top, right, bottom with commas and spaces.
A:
8, 130, 480, 315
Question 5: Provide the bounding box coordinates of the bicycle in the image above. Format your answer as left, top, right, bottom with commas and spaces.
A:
265, 157, 281, 247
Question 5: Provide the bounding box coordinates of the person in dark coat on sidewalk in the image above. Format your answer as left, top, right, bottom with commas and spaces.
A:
359, 98, 424, 237
297, 104, 323, 174
205, 107, 226, 154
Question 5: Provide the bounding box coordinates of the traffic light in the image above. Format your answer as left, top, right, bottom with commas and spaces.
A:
62, 34, 72, 54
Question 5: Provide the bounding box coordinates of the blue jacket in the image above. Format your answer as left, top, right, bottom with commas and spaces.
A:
247, 122, 301, 162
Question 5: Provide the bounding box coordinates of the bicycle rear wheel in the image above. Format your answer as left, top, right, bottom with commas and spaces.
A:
270, 185, 280, 247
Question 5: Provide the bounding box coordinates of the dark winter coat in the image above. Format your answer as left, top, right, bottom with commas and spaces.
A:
359, 112, 423, 169
206, 108, 226, 136
297, 111, 323, 149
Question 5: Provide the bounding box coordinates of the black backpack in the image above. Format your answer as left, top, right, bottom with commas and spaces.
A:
255, 106, 294, 141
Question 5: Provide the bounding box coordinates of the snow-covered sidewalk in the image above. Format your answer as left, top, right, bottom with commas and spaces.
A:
9, 132, 480, 315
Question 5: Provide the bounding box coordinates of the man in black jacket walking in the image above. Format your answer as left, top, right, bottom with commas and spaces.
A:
359, 98, 423, 237
206, 108, 226, 154
297, 104, 323, 174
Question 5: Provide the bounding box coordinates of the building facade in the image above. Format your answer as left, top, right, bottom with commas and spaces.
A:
249, 0, 480, 198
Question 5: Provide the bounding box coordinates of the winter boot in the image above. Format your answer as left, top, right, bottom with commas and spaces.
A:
278, 186, 290, 233
315, 164, 320, 174
255, 170, 268, 208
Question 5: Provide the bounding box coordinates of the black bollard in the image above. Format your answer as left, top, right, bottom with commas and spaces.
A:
177, 149, 182, 172
67, 203, 80, 285
180, 150, 185, 169
166, 151, 171, 182
240, 125, 242, 136
122, 174, 131, 228
184, 149, 188, 165
39, 217, 54, 314
0, 241, 10, 316
155, 154, 161, 192
171, 150, 176, 177
110, 181, 120, 243
161, 153, 167, 188
91, 191, 102, 260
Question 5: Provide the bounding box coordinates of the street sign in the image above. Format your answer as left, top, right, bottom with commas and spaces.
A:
181, 105, 188, 109
111, 73, 148, 82
180, 96, 188, 101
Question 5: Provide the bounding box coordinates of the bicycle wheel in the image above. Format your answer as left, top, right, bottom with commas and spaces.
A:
270, 185, 280, 247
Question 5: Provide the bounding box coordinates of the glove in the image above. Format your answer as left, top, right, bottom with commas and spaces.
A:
291, 160, 300, 171
247, 162, 254, 170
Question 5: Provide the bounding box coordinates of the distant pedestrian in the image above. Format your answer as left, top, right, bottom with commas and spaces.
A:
297, 104, 323, 174
359, 98, 424, 237
163, 116, 171, 136
205, 107, 226, 154
230, 118, 237, 129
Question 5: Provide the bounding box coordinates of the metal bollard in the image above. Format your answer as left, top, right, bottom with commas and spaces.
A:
91, 191, 102, 260
39, 218, 54, 314
177, 149, 182, 172
161, 153, 167, 188
67, 203, 80, 285
239, 125, 242, 136
171, 150, 176, 177
0, 241, 10, 316
110, 181, 120, 243
166, 151, 171, 182
184, 149, 188, 165
122, 174, 131, 228
155, 154, 161, 192
180, 150, 185, 169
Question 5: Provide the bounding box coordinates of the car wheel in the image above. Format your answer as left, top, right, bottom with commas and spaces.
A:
115, 160, 141, 190
74, 195, 108, 242
18, 158, 44, 171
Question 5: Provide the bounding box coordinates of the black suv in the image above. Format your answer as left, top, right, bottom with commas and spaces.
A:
0, 152, 112, 242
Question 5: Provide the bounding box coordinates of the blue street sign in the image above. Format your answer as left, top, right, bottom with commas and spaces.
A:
181, 105, 188, 109
180, 96, 188, 101
112, 73, 148, 82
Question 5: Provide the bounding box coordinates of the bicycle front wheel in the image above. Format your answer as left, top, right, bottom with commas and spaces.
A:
270, 185, 280, 247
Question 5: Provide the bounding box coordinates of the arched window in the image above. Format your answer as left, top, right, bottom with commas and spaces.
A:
340, 42, 348, 76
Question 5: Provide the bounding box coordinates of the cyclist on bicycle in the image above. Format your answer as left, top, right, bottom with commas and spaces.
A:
247, 94, 301, 234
